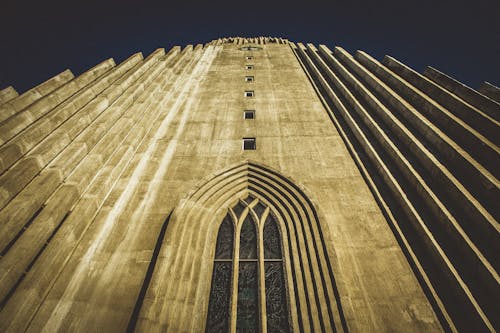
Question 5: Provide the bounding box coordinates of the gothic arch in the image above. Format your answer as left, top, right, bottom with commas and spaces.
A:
136, 161, 347, 332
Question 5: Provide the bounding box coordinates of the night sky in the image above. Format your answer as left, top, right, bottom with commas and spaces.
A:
1, 0, 499, 93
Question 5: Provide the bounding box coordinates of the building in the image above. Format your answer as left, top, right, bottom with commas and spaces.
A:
0, 36, 498, 332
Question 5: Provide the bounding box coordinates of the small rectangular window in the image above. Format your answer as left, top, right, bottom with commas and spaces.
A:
244, 91, 254, 97
245, 76, 254, 82
246, 56, 253, 60
244, 110, 255, 119
243, 138, 256, 150
245, 65, 254, 70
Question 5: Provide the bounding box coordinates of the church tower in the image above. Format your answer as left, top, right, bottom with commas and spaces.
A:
0, 37, 498, 332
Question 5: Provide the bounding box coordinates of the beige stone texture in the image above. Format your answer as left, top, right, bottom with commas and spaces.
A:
0, 37, 496, 333
0, 86, 19, 106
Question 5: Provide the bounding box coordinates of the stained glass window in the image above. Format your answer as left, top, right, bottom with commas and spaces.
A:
253, 201, 266, 219
244, 195, 255, 205
233, 201, 246, 219
263, 214, 282, 259
236, 262, 259, 332
207, 214, 234, 332
207, 197, 290, 332
264, 214, 290, 332
265, 262, 289, 332
206, 262, 232, 333
239, 215, 257, 259
215, 214, 234, 259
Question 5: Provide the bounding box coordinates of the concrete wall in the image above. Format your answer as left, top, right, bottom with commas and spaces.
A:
1, 36, 493, 332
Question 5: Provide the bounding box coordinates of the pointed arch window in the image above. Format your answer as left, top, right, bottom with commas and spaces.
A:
206, 195, 291, 333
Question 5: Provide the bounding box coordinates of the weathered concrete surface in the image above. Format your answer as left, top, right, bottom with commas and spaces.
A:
423, 66, 500, 121
1, 37, 495, 332
479, 81, 500, 103
294, 42, 498, 332
0, 86, 18, 106
0, 69, 75, 122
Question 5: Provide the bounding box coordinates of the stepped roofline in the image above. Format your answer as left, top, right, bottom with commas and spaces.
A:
210, 36, 289, 45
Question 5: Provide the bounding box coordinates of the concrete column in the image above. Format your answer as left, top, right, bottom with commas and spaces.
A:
424, 66, 500, 120
24, 45, 207, 333
0, 69, 74, 122
479, 81, 500, 103
0, 86, 18, 106
0, 59, 115, 146
293, 43, 457, 332
0, 54, 145, 216
0, 53, 142, 178
382, 56, 499, 146
302, 41, 498, 332
0, 49, 168, 253
351, 50, 499, 222
326, 47, 498, 312
0, 47, 201, 332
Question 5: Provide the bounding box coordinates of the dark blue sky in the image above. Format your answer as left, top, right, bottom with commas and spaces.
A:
1, 0, 499, 92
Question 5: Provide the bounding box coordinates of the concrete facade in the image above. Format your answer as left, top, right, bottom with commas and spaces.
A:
0, 37, 498, 332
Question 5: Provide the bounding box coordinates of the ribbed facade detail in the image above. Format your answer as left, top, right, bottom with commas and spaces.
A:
293, 42, 498, 332
0, 37, 497, 332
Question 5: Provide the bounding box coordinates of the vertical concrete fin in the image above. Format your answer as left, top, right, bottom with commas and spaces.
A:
294, 43, 458, 332
423, 66, 500, 120
382, 55, 499, 146
479, 81, 500, 103
181, 45, 193, 54
0, 58, 115, 147
0, 49, 167, 249
352, 50, 500, 216
296, 42, 307, 50
144, 48, 165, 60
0, 44, 213, 333
0, 69, 75, 122
0, 53, 143, 179
306, 43, 318, 52
0, 37, 497, 333
0, 86, 18, 106
5, 58, 143, 181
331, 46, 499, 289
301, 42, 497, 332
166, 46, 181, 56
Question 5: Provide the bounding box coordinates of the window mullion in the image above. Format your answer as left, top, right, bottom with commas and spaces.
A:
258, 208, 267, 333
230, 211, 240, 333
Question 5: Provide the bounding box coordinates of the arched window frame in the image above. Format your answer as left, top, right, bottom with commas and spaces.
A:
206, 194, 292, 333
